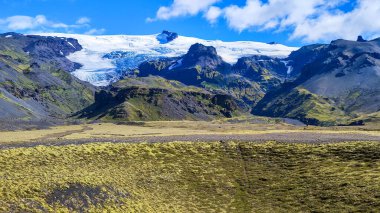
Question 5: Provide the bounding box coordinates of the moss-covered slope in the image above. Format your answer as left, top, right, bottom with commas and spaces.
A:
78, 76, 248, 121
0, 33, 95, 127
255, 87, 350, 126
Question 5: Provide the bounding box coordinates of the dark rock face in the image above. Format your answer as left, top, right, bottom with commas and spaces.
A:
233, 56, 287, 76
23, 36, 83, 72
0, 33, 95, 127
230, 55, 287, 91
286, 44, 327, 78
137, 43, 229, 85
267, 42, 278, 45
182, 43, 227, 69
357, 35, 366, 42
138, 58, 176, 77
156, 31, 179, 44
24, 36, 82, 57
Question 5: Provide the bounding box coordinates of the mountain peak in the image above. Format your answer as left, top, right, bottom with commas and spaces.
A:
156, 30, 178, 44
182, 43, 224, 68
186, 43, 218, 58
357, 35, 367, 42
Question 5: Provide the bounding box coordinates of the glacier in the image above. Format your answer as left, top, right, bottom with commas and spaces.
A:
38, 33, 299, 86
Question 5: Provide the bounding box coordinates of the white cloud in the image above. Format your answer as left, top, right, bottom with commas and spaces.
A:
85, 28, 106, 35
3, 15, 50, 31
220, 0, 380, 42
151, 0, 380, 43
76, 17, 91, 25
205, 6, 222, 24
222, 0, 343, 33
290, 0, 380, 42
0, 15, 104, 34
148, 0, 221, 21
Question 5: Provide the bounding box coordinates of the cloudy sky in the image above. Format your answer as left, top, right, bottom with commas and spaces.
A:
0, 0, 379, 46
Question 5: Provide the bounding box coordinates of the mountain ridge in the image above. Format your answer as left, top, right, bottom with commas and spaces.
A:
37, 32, 298, 86
254, 37, 380, 125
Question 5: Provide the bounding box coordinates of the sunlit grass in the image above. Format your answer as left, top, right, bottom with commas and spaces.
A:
0, 120, 379, 144
0, 125, 84, 143
0, 141, 380, 212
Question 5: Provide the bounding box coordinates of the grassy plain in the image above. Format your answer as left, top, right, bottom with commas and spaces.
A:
0, 141, 380, 212
0, 117, 379, 144
0, 118, 379, 212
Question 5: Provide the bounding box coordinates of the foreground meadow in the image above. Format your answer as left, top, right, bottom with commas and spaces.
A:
0, 141, 380, 212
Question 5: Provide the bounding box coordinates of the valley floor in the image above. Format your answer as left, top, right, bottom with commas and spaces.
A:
0, 119, 379, 148
0, 119, 379, 212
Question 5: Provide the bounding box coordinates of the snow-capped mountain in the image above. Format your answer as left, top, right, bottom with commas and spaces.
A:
38, 32, 298, 86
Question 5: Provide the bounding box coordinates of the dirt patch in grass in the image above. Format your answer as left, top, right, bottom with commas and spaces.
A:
36, 125, 93, 141
46, 183, 130, 212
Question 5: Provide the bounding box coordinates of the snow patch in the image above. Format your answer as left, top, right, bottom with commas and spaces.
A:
169, 59, 183, 70
38, 33, 299, 86
281, 60, 294, 74
67, 41, 76, 48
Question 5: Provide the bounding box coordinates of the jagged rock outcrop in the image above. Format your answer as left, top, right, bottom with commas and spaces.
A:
230, 55, 287, 91
357, 35, 366, 42
156, 30, 179, 44
181, 43, 230, 70
138, 43, 231, 84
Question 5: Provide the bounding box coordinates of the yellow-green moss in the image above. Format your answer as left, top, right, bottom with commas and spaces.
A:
0, 141, 379, 212
0, 49, 29, 62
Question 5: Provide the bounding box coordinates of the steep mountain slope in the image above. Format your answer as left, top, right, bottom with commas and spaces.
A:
254, 38, 380, 125
0, 33, 95, 128
137, 43, 289, 105
38, 32, 298, 86
78, 76, 248, 121
230, 55, 288, 90
286, 44, 326, 79
139, 43, 230, 85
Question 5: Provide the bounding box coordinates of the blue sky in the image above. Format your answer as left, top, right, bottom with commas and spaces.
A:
0, 0, 379, 46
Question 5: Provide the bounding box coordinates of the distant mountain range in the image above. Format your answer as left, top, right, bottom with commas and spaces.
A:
0, 31, 379, 128
38, 31, 297, 86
